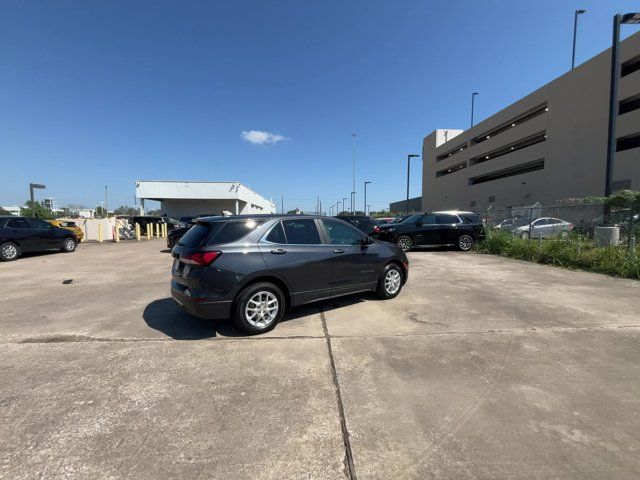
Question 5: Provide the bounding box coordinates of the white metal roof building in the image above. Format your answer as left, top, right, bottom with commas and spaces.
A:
135, 181, 276, 218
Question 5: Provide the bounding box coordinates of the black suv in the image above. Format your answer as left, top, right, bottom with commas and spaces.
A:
171, 215, 408, 334
376, 211, 483, 252
0, 216, 78, 261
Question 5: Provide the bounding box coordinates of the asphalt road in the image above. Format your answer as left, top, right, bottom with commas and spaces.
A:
1, 240, 640, 479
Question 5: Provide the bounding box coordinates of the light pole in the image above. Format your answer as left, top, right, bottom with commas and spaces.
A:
470, 92, 479, 128
342, 197, 347, 215
605, 12, 640, 197
105, 185, 108, 218
29, 183, 46, 218
351, 133, 357, 213
366, 204, 372, 216
364, 181, 371, 215
572, 10, 587, 70
350, 192, 356, 214
406, 154, 420, 214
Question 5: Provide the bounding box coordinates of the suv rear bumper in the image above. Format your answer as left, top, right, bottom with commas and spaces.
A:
171, 287, 233, 320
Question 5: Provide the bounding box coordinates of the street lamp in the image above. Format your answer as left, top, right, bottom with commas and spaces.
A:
470, 92, 479, 128
364, 181, 371, 215
605, 12, 640, 197
350, 192, 356, 215
351, 134, 357, 213
572, 10, 587, 70
406, 154, 420, 214
29, 183, 46, 218
342, 197, 347, 215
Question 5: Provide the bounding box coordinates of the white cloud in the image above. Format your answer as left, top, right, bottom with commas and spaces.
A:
241, 130, 288, 146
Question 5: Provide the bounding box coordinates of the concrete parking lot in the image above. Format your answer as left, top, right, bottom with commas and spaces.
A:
1, 240, 640, 479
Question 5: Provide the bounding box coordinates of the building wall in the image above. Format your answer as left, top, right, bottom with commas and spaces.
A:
136, 181, 276, 216
160, 199, 241, 218
422, 31, 640, 211
389, 196, 422, 213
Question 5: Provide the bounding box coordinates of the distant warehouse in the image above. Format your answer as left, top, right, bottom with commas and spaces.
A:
135, 181, 276, 218
422, 31, 640, 211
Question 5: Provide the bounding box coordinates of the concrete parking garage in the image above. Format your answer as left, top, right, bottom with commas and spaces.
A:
1, 241, 640, 479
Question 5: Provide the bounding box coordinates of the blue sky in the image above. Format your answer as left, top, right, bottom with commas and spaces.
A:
1, 0, 639, 213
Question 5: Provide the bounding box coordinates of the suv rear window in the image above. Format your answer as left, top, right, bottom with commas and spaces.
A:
208, 220, 264, 245
460, 213, 482, 224
178, 224, 218, 247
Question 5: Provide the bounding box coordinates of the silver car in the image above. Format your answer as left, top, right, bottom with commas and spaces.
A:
513, 217, 574, 239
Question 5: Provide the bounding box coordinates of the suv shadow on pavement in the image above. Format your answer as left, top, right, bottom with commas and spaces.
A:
143, 294, 380, 339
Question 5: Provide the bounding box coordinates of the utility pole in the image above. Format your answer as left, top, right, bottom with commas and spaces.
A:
105, 186, 108, 218
281, 196, 284, 214
342, 197, 347, 215
350, 192, 355, 214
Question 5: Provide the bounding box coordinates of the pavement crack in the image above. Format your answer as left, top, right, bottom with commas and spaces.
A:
320, 305, 357, 480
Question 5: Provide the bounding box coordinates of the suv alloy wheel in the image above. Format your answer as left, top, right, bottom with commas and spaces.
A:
234, 282, 285, 335
396, 235, 412, 252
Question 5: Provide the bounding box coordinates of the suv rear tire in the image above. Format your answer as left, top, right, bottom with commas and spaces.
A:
457, 234, 474, 251
233, 282, 285, 335
0, 242, 19, 262
376, 263, 404, 299
396, 235, 413, 252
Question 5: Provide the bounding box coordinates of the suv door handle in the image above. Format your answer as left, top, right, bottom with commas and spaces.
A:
270, 248, 287, 255
332, 249, 345, 254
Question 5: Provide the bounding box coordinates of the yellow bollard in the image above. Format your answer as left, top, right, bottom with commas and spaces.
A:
98, 224, 103, 243
146, 224, 151, 240
163, 223, 168, 238
135, 223, 141, 242
115, 225, 120, 243
155, 223, 160, 238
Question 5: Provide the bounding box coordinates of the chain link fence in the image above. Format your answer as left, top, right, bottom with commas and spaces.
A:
476, 203, 639, 250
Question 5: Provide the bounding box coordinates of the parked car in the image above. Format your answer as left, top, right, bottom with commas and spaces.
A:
171, 215, 408, 334
376, 211, 484, 252
1, 216, 78, 261
513, 217, 574, 239
336, 215, 380, 236
47, 219, 84, 242
374, 217, 395, 224
494, 218, 529, 232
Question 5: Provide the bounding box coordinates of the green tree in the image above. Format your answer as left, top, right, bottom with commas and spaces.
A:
95, 206, 106, 218
114, 205, 139, 216
0, 207, 13, 216
19, 201, 56, 219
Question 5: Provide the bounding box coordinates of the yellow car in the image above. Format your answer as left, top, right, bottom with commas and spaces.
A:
48, 220, 84, 242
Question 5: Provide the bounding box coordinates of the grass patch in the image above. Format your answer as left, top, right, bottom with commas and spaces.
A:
475, 229, 640, 279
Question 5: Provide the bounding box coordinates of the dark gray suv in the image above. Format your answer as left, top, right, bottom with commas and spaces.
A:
171, 215, 409, 334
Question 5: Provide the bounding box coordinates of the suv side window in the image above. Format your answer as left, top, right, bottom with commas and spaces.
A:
29, 219, 53, 229
436, 214, 460, 224
265, 222, 286, 244
421, 214, 436, 225
6, 218, 31, 229
282, 219, 321, 244
321, 219, 364, 245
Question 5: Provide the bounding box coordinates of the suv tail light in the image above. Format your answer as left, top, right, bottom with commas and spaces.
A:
180, 251, 221, 266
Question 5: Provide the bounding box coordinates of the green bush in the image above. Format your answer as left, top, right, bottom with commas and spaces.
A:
476, 229, 640, 279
